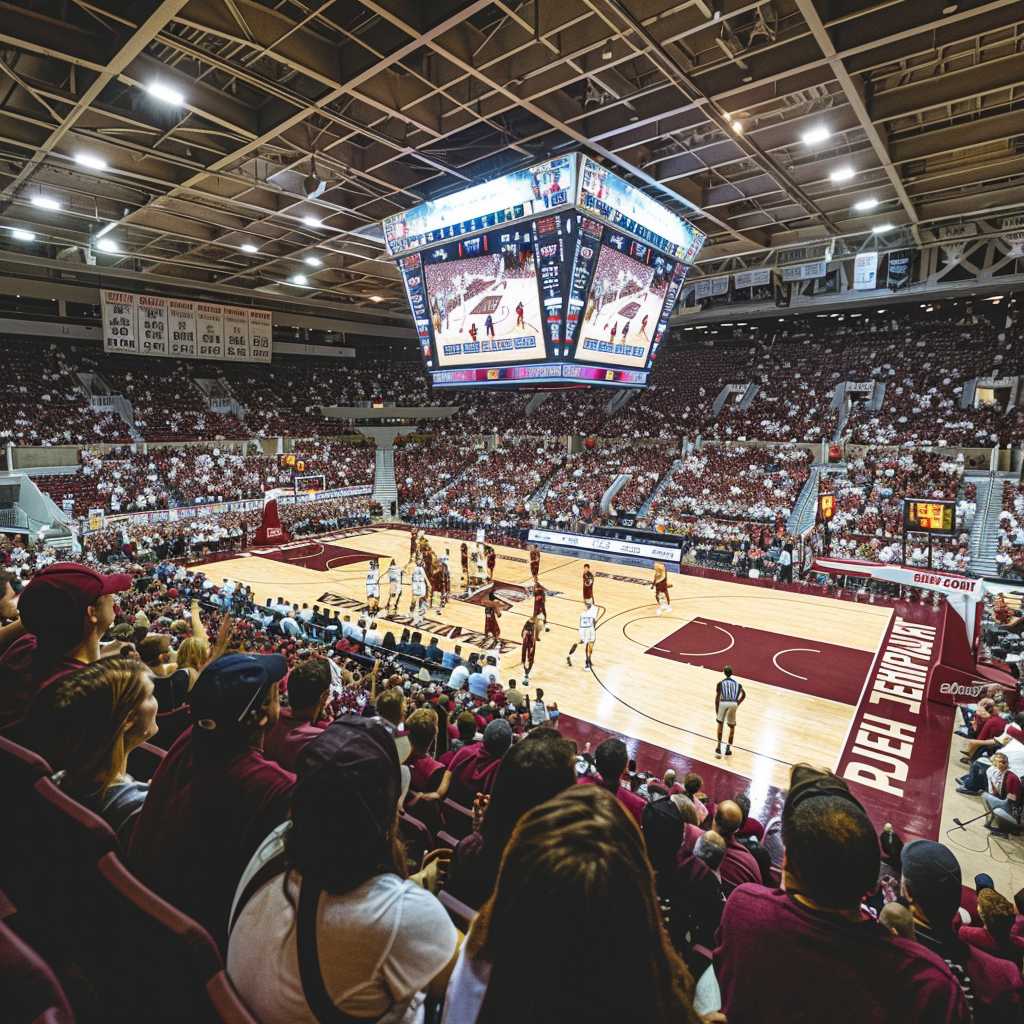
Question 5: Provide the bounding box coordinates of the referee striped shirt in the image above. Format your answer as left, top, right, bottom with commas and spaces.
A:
718, 676, 742, 702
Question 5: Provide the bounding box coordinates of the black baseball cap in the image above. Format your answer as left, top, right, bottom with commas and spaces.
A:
188, 653, 287, 730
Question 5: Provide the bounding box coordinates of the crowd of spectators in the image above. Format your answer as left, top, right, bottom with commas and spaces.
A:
997, 485, 1024, 579
541, 442, 640, 524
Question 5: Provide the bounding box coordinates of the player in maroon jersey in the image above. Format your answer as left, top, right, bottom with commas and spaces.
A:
485, 544, 497, 580
521, 617, 537, 680
483, 586, 502, 648
529, 544, 541, 579
532, 579, 549, 632
582, 564, 595, 603
460, 542, 470, 593
468, 323, 478, 343
515, 301, 525, 327
609, 322, 618, 343
652, 561, 672, 614
640, 313, 649, 336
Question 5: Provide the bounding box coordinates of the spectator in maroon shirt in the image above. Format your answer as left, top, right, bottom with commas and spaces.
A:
446, 718, 513, 807
704, 800, 761, 890
714, 765, 969, 1023
0, 562, 132, 728
447, 727, 575, 909
440, 710, 478, 766
670, 829, 726, 954
403, 706, 450, 800
581, 737, 647, 827
128, 653, 295, 950
958, 889, 1024, 969
901, 839, 1024, 1020
263, 657, 331, 772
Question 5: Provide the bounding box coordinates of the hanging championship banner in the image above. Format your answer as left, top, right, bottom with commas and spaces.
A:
100, 291, 139, 354
695, 275, 730, 299
887, 250, 912, 290
136, 294, 169, 357
781, 261, 827, 282
853, 251, 878, 290
102, 291, 272, 363
733, 268, 771, 290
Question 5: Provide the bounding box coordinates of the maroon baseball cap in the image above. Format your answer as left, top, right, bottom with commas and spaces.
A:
19, 562, 133, 645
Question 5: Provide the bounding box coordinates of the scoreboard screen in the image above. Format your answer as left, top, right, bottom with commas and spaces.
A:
384, 153, 706, 389
903, 498, 956, 536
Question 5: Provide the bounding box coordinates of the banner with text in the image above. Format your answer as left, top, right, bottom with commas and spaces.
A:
733, 268, 772, 290
853, 251, 879, 290
101, 290, 272, 363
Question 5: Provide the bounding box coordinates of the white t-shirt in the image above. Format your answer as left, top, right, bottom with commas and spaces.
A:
999, 734, 1024, 777
441, 941, 489, 1024
228, 823, 457, 1024
448, 665, 470, 691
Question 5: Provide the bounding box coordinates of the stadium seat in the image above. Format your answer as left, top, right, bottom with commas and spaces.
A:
441, 798, 474, 840
205, 971, 260, 1024
438, 890, 476, 933
0, 734, 53, 789
400, 811, 434, 870
0, 917, 75, 1024
151, 706, 190, 750
126, 740, 166, 783
435, 830, 461, 851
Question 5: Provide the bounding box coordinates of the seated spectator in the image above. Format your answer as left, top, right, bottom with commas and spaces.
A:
579, 737, 647, 827
442, 785, 702, 1024
0, 562, 132, 727
376, 684, 411, 762
26, 656, 157, 843
228, 716, 458, 1024
647, 767, 684, 798
671, 829, 726, 952
701, 800, 761, 890
958, 889, 1024, 968
446, 719, 512, 807
263, 657, 331, 772
425, 637, 443, 664
880, 902, 916, 940
128, 653, 296, 950
901, 839, 1024, 1018
447, 728, 576, 909
714, 765, 969, 1022
404, 706, 450, 800
441, 711, 478, 765
979, 751, 1021, 835
159, 635, 208, 711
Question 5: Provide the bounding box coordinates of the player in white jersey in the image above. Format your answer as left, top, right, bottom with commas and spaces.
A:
410, 560, 428, 625
364, 560, 380, 615
385, 558, 403, 613
567, 599, 598, 670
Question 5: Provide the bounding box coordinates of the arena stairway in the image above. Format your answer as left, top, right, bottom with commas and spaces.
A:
785, 465, 821, 536
373, 446, 398, 516
968, 473, 1008, 577
639, 458, 682, 517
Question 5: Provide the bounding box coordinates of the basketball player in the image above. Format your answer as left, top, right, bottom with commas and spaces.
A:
439, 555, 451, 609
485, 313, 495, 339
409, 529, 418, 562
609, 322, 618, 344
622, 320, 631, 342
521, 617, 537, 680
529, 544, 540, 580
364, 559, 381, 615
473, 545, 486, 586
483, 586, 502, 649
411, 559, 428, 626
515, 301, 525, 328
468, 323, 478, 343
567, 599, 597, 670
385, 558, 403, 613
532, 578, 549, 632
485, 544, 497, 581
640, 313, 649, 336
460, 542, 470, 593
582, 564, 595, 604
715, 665, 746, 758
652, 562, 672, 614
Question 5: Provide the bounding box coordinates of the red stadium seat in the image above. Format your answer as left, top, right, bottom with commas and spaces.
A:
438, 890, 476, 933
205, 971, 260, 1024
435, 830, 461, 851
0, 917, 75, 1024
151, 706, 190, 750
126, 740, 166, 782
400, 811, 435, 871
441, 798, 474, 840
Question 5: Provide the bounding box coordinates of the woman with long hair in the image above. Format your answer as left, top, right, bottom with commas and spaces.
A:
26, 656, 158, 842
228, 715, 459, 1023
443, 785, 702, 1024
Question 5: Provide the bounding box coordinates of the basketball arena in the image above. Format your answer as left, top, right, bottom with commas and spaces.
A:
2, 2, 1024, 1021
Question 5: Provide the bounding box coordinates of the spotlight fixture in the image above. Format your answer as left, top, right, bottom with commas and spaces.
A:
829, 166, 855, 183
95, 236, 119, 252
872, 223, 894, 234
146, 81, 185, 106
30, 195, 62, 211
302, 215, 323, 228
290, 274, 309, 286
10, 228, 35, 241
304, 255, 322, 267
729, 118, 743, 134
240, 243, 259, 253
853, 197, 879, 212
369, 295, 383, 303
801, 126, 831, 146
74, 152, 107, 171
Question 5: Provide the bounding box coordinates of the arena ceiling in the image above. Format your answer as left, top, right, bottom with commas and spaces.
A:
0, 0, 1022, 318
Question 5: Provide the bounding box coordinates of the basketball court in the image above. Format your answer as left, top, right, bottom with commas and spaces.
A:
195, 526, 954, 834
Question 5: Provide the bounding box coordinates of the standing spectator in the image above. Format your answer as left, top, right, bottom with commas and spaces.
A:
228, 716, 458, 1023
441, 785, 702, 1024
0, 562, 132, 727
714, 765, 970, 1022
263, 657, 331, 772
447, 728, 576, 909
129, 653, 295, 950
901, 839, 1024, 1019
25, 656, 158, 843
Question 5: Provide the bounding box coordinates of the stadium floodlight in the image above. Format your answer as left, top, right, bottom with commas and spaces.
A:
369, 295, 383, 303
829, 166, 855, 183
146, 81, 185, 106
304, 255, 322, 267
290, 274, 309, 286
302, 215, 323, 228
801, 126, 831, 146
95, 236, 119, 252
10, 228, 35, 241
240, 243, 259, 253
872, 223, 894, 234
74, 152, 107, 171
853, 197, 879, 212
30, 195, 62, 211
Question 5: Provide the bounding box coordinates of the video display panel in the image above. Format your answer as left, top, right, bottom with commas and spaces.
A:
421, 226, 547, 369
574, 232, 678, 369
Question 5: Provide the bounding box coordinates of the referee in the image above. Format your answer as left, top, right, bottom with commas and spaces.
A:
715, 665, 745, 758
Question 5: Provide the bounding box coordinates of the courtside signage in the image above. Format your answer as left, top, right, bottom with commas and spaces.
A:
528, 527, 681, 563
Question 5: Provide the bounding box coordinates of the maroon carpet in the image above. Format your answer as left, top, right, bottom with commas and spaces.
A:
254, 541, 372, 572
644, 616, 873, 706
